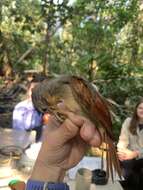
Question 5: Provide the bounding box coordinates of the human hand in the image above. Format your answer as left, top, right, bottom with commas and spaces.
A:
117, 149, 139, 161
31, 109, 101, 182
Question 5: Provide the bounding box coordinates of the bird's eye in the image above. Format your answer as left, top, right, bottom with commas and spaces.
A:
42, 108, 49, 113
58, 99, 64, 104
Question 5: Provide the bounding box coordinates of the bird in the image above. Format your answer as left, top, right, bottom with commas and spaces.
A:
32, 75, 121, 180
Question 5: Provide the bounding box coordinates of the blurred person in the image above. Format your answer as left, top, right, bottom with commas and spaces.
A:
117, 98, 143, 189
12, 76, 45, 142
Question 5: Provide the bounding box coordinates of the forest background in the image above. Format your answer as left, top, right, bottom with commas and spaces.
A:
0, 0, 143, 139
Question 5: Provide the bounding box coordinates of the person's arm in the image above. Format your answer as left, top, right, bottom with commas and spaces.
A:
117, 117, 131, 152
24, 107, 42, 130
13, 101, 41, 131
117, 117, 139, 160
25, 111, 101, 189
13, 105, 28, 130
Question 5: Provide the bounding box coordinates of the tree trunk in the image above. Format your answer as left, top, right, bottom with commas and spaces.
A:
2, 50, 13, 78
42, 28, 50, 76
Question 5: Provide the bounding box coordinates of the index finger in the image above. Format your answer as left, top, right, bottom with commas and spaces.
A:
57, 102, 85, 125
57, 103, 101, 147
79, 119, 101, 147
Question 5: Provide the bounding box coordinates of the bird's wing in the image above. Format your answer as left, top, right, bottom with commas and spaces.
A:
69, 76, 122, 180
70, 76, 113, 139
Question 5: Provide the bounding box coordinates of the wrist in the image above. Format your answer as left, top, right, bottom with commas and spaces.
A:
30, 159, 66, 182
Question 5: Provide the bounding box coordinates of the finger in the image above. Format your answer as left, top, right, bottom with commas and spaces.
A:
51, 118, 80, 145
57, 103, 85, 126
117, 151, 125, 155
80, 120, 101, 147
48, 107, 101, 146
119, 157, 124, 161
117, 152, 123, 155
118, 155, 125, 161
120, 151, 126, 154
64, 112, 101, 147
118, 154, 124, 158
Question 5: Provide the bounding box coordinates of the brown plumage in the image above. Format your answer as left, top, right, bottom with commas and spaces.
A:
32, 75, 121, 180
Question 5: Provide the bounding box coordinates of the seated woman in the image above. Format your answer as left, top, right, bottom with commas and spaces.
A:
117, 98, 143, 189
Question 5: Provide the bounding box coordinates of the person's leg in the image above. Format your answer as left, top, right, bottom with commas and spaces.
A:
133, 159, 143, 188
120, 159, 140, 188
120, 159, 135, 180
140, 167, 143, 188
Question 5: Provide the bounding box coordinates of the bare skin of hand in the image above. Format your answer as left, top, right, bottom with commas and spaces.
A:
31, 111, 101, 182
117, 150, 139, 161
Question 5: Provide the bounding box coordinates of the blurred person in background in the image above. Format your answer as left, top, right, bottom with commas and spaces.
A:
12, 76, 45, 142
117, 98, 143, 189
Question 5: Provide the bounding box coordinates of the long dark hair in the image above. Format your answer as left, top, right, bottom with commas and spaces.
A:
129, 98, 143, 135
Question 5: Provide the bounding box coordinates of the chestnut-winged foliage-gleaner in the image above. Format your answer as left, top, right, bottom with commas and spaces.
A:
32, 75, 121, 180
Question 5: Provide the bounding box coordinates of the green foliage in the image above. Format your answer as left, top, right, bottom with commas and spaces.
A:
1, 0, 143, 138
0, 0, 43, 72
